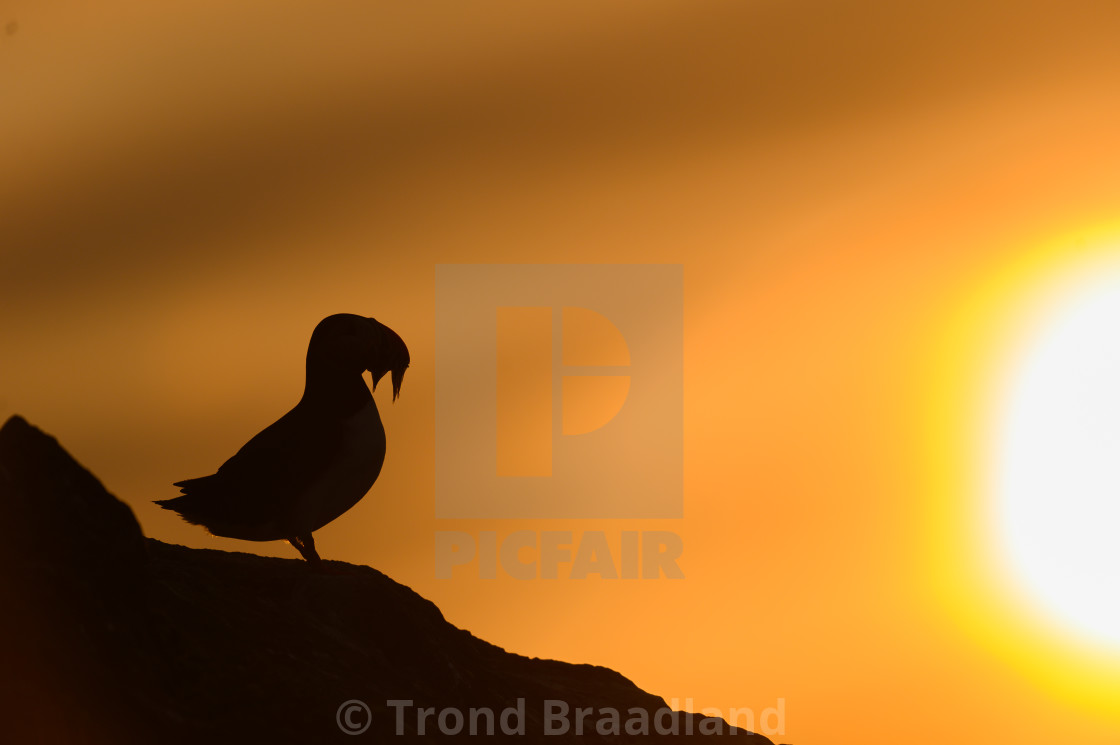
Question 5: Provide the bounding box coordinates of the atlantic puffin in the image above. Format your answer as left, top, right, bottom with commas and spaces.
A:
156, 314, 409, 568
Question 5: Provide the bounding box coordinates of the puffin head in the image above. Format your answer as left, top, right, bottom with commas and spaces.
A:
308, 313, 410, 400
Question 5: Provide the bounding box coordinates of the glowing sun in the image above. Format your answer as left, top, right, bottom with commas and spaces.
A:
994, 263, 1120, 648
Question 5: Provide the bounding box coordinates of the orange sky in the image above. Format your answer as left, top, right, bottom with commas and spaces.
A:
3, 2, 1120, 742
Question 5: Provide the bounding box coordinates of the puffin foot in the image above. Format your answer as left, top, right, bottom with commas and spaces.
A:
289, 534, 354, 574
288, 533, 322, 565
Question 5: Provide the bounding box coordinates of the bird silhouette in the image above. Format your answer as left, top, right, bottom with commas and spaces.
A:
155, 314, 409, 568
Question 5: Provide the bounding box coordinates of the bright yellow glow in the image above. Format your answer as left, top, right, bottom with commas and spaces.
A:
993, 257, 1120, 648
923, 223, 1120, 713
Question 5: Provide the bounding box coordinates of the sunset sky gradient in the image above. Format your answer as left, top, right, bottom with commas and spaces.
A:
3, 2, 1120, 742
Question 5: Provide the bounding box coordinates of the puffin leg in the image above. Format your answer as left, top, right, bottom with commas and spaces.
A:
288, 534, 322, 566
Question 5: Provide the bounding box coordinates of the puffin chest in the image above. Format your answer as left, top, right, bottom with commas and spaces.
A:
295, 400, 386, 532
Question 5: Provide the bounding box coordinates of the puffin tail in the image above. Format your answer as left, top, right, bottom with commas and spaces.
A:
154, 494, 189, 510
156, 477, 277, 541
155, 476, 221, 528
154, 493, 208, 527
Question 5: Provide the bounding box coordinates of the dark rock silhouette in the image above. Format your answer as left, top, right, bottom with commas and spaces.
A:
0, 416, 774, 743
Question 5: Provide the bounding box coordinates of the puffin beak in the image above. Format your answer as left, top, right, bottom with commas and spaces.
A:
364, 317, 409, 402
371, 363, 406, 401
390, 365, 406, 401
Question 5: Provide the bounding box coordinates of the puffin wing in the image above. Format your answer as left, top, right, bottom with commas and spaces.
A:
163, 403, 345, 539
